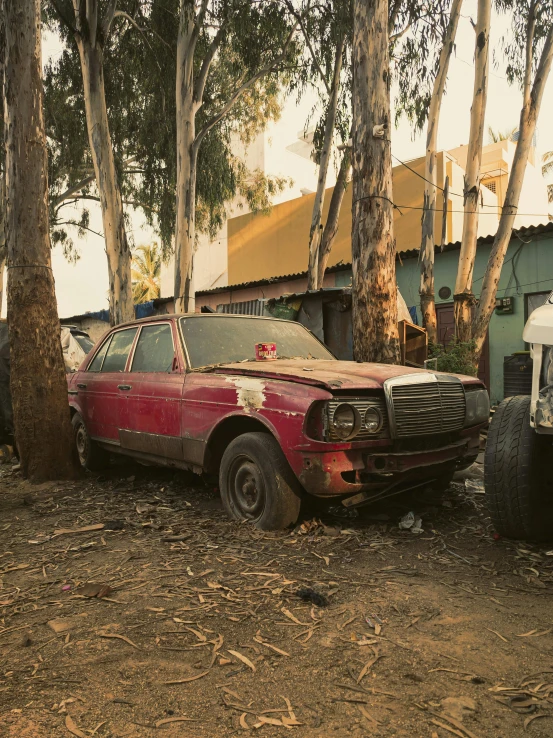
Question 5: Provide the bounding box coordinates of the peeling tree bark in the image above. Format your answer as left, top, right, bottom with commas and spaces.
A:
351, 0, 400, 364
71, 0, 134, 326
473, 12, 553, 359
419, 0, 462, 345
316, 147, 351, 288
3, 0, 77, 480
453, 0, 491, 342
307, 36, 344, 291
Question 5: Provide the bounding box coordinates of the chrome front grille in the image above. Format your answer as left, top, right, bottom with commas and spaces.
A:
387, 376, 466, 438
326, 397, 389, 441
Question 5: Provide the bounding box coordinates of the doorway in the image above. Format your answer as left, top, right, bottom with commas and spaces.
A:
435, 303, 490, 389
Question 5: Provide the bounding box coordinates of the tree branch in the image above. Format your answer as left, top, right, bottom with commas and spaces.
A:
194, 21, 299, 146
55, 220, 105, 239
53, 173, 96, 208
389, 22, 411, 43
49, 0, 78, 35
523, 0, 538, 105
284, 0, 330, 94
195, 0, 210, 36
102, 0, 118, 40
193, 25, 225, 106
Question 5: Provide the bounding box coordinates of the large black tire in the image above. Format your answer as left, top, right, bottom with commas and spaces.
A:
484, 395, 553, 541
219, 432, 301, 531
72, 412, 109, 471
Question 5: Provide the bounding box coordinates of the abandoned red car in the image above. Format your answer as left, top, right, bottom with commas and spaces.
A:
67, 314, 489, 529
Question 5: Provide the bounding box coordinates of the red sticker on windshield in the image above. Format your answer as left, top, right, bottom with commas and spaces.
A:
255, 342, 277, 361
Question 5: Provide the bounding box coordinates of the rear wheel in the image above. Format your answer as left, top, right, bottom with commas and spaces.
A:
484, 395, 553, 541
219, 432, 301, 531
72, 413, 109, 471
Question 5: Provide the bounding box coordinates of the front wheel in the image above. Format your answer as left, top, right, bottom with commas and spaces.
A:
72, 413, 109, 471
484, 395, 553, 541
219, 432, 302, 531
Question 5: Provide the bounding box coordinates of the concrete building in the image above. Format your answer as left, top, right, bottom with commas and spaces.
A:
160, 137, 550, 300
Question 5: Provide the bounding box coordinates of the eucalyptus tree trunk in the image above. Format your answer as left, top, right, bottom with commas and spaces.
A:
351, 0, 400, 364
473, 16, 553, 359
0, 177, 6, 311
174, 1, 197, 315
419, 0, 463, 344
453, 0, 491, 342
76, 35, 134, 326
0, 5, 5, 311
307, 36, 344, 291
316, 148, 351, 288
4, 0, 77, 480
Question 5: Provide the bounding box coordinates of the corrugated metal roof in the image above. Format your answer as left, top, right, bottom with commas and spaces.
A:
196, 221, 553, 296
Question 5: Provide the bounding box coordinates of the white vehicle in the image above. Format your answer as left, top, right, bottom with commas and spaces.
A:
485, 292, 553, 541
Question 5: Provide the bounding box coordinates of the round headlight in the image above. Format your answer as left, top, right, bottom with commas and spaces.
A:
364, 406, 383, 433
332, 403, 361, 440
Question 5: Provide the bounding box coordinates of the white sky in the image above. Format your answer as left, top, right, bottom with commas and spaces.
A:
6, 2, 550, 318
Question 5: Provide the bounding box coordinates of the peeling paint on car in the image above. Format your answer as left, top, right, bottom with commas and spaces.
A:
226, 376, 266, 412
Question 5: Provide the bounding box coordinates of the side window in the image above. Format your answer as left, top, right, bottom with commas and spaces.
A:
101, 328, 138, 373
87, 337, 111, 372
131, 324, 175, 373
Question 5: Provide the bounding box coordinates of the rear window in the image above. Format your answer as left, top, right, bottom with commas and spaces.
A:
101, 328, 137, 373
180, 316, 333, 368
131, 324, 174, 372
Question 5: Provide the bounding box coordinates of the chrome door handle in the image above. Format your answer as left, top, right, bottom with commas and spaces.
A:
77, 383, 87, 389
118, 384, 132, 391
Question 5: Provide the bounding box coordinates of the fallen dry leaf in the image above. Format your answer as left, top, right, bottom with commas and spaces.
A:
164, 669, 211, 685
240, 713, 250, 730
155, 716, 195, 727
256, 716, 283, 727
54, 524, 104, 536
281, 608, 306, 625
228, 649, 256, 672
97, 631, 140, 649
253, 636, 290, 656
65, 715, 86, 738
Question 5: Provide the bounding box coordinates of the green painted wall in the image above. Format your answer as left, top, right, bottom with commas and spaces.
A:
334, 233, 553, 404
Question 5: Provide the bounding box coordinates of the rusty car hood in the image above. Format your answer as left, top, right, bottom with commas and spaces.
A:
213, 360, 481, 392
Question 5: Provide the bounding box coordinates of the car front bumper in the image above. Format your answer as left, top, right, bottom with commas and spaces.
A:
296, 430, 481, 499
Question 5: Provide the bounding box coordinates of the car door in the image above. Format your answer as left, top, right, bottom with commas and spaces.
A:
120, 321, 185, 460
83, 327, 138, 442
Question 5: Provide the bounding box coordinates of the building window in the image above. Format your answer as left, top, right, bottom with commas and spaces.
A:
525, 291, 551, 321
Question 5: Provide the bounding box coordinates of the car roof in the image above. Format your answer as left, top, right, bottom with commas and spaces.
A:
112, 313, 293, 330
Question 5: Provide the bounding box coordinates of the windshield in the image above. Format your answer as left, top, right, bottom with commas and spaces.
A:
180, 316, 334, 369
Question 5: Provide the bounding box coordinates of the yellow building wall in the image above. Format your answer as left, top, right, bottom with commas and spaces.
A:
228, 153, 449, 285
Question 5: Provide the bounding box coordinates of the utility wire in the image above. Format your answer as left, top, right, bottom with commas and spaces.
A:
391, 152, 518, 211
353, 196, 551, 219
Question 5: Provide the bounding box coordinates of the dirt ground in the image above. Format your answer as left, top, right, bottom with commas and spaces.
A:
1, 456, 553, 738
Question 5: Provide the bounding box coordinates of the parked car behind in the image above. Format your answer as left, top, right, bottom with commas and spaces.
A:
0, 322, 94, 446
68, 314, 489, 530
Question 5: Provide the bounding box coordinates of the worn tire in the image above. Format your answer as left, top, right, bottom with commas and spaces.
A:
219, 432, 301, 531
72, 413, 109, 471
484, 395, 553, 541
